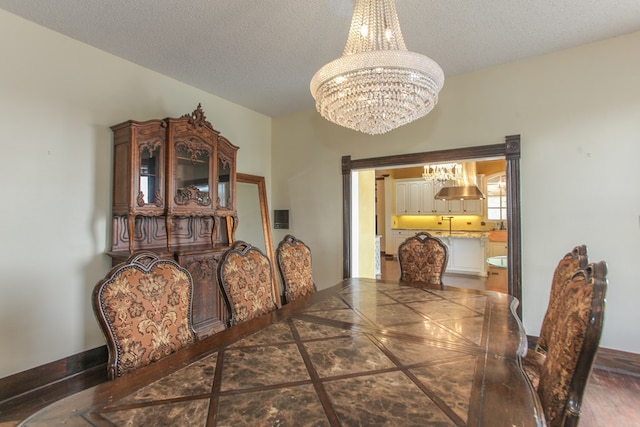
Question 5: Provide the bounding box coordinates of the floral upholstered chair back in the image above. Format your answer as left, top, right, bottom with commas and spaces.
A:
217, 241, 278, 326
398, 232, 448, 285
537, 261, 607, 427
92, 252, 196, 379
537, 245, 589, 353
524, 245, 589, 389
276, 235, 316, 304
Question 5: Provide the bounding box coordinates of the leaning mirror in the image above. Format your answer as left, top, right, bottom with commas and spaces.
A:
235, 173, 279, 306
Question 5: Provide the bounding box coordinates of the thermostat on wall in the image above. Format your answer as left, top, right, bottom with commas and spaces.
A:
274, 210, 289, 229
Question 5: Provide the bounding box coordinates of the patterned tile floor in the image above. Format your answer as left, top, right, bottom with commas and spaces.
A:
82, 280, 529, 426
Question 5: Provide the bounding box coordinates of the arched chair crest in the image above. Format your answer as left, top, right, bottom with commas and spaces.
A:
276, 235, 316, 304
398, 231, 449, 285
92, 252, 196, 379
217, 240, 278, 326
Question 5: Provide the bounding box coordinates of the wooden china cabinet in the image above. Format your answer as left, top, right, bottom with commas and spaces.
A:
108, 104, 238, 338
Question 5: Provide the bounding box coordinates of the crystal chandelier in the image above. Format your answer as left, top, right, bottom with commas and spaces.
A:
310, 0, 445, 135
422, 163, 461, 183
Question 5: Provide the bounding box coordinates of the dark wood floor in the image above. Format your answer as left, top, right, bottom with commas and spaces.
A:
382, 257, 640, 427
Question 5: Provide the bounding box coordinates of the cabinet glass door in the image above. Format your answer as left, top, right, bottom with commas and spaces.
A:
139, 143, 161, 205
217, 156, 231, 208
175, 145, 212, 206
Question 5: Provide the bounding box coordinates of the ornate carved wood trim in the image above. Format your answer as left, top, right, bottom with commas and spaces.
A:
181, 103, 219, 133
504, 135, 522, 316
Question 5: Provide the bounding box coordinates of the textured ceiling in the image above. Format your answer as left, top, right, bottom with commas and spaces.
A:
2, 0, 640, 117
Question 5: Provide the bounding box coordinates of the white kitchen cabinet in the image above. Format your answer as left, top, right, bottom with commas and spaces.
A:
407, 181, 423, 213
437, 200, 482, 215
421, 180, 438, 214
394, 176, 485, 216
445, 236, 487, 276
434, 198, 449, 214
487, 241, 508, 257
395, 181, 424, 214
395, 179, 486, 216
390, 229, 411, 256
459, 198, 483, 215
436, 198, 481, 215
442, 199, 463, 215
438, 237, 454, 271
395, 180, 439, 215
395, 181, 409, 214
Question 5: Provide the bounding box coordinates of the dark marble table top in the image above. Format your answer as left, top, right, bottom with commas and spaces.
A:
21, 278, 545, 426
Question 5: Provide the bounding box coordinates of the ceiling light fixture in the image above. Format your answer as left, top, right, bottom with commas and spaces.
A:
422, 163, 461, 183
310, 0, 445, 135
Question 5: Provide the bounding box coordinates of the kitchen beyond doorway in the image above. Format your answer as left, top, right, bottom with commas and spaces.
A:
343, 137, 522, 314
379, 257, 487, 291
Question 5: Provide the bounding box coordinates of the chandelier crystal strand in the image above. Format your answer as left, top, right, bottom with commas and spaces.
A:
310, 0, 444, 135
422, 163, 461, 183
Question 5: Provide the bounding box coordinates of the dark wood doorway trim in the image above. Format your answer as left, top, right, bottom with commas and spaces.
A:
341, 135, 523, 317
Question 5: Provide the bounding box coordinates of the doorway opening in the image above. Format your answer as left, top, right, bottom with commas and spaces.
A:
341, 136, 523, 317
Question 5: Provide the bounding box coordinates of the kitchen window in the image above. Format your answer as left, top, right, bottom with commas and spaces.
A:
486, 173, 506, 221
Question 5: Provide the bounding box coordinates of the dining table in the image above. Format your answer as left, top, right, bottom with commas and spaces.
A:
20, 277, 545, 426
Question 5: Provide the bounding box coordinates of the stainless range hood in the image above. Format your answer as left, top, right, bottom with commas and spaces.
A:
434, 185, 485, 200
433, 162, 486, 200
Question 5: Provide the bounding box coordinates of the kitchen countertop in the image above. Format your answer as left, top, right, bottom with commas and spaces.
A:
392, 229, 488, 239
487, 255, 508, 268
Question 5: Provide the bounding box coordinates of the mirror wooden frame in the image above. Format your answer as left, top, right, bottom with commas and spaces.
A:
236, 173, 280, 307
341, 135, 522, 317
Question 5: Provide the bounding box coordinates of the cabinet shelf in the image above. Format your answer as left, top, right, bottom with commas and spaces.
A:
177, 156, 209, 164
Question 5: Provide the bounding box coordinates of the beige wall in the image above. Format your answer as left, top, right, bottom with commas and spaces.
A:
1, 7, 638, 379
273, 30, 640, 354
0, 10, 271, 377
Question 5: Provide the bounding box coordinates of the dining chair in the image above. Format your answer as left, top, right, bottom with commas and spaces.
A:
397, 231, 448, 285
524, 245, 589, 387
535, 261, 608, 427
275, 234, 316, 304
217, 240, 278, 326
92, 252, 197, 379
537, 245, 589, 353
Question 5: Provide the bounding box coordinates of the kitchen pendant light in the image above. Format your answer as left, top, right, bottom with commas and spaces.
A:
310, 0, 444, 135
422, 163, 461, 183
